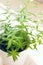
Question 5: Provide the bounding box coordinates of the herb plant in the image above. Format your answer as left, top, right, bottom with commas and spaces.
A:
0, 6, 43, 61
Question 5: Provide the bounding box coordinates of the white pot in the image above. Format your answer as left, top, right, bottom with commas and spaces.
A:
0, 45, 43, 65
0, 56, 3, 65
0, 50, 37, 65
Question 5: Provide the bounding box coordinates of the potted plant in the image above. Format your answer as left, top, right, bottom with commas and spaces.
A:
0, 4, 43, 62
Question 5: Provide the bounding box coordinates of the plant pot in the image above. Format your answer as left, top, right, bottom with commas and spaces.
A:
0, 55, 3, 65
1, 45, 43, 65
0, 49, 37, 65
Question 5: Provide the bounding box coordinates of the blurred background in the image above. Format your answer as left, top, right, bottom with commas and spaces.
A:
0, 0, 43, 12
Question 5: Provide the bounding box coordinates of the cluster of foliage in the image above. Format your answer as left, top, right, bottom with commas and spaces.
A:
0, 6, 43, 61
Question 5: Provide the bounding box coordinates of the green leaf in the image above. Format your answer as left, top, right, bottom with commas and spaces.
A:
7, 39, 12, 50
8, 50, 19, 61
